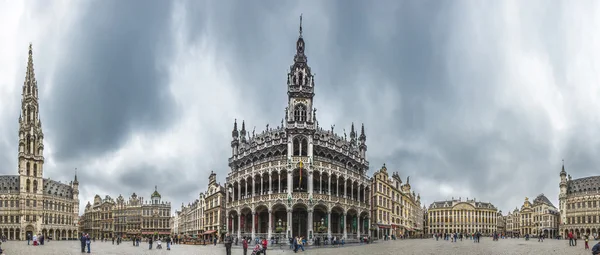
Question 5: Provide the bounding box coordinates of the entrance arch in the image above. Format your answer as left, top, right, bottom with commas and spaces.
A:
292, 203, 308, 238
25, 225, 34, 240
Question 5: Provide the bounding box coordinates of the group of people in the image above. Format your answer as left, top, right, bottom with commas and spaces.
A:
433, 232, 482, 243
26, 233, 47, 246
567, 230, 600, 253
79, 233, 173, 253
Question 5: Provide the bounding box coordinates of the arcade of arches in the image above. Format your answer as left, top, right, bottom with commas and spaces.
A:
227, 203, 370, 240
228, 169, 370, 205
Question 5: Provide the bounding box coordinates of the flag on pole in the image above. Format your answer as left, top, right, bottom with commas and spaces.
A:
299, 161, 303, 187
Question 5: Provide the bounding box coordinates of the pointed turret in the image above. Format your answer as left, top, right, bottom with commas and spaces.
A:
240, 120, 247, 143
232, 119, 239, 139
231, 119, 240, 156
74, 168, 79, 185
350, 122, 356, 146
358, 123, 367, 159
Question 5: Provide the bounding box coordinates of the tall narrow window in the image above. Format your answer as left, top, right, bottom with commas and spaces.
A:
26, 179, 31, 193
294, 104, 307, 122
33, 180, 37, 192
26, 162, 30, 176
301, 138, 308, 156
33, 164, 37, 177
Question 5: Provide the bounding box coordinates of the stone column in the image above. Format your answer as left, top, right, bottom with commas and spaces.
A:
238, 182, 241, 201
308, 168, 313, 195
245, 181, 248, 199
327, 211, 332, 239
367, 217, 371, 237
351, 182, 354, 200
358, 216, 361, 238
278, 173, 281, 193
268, 210, 272, 239
251, 211, 256, 240
343, 212, 347, 239
287, 209, 293, 238
237, 213, 242, 239
269, 173, 273, 195
328, 175, 331, 196
287, 169, 293, 195
308, 210, 313, 241
260, 175, 264, 195
358, 185, 361, 203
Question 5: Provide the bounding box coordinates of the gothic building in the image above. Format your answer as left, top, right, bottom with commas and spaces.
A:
0, 44, 79, 240
559, 162, 600, 238
225, 17, 371, 241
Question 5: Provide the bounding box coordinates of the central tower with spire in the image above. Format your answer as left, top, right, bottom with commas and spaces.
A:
286, 15, 316, 129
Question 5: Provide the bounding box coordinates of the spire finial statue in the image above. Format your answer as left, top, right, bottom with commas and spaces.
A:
155, 185, 157, 191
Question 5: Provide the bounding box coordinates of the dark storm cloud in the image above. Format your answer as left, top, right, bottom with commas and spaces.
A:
3, 0, 598, 216
44, 1, 176, 161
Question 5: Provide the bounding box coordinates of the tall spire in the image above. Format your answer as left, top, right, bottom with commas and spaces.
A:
560, 159, 566, 176
23, 43, 38, 99
74, 168, 79, 184
299, 14, 303, 38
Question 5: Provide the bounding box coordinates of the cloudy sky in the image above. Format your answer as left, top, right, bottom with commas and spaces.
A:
1, 0, 600, 215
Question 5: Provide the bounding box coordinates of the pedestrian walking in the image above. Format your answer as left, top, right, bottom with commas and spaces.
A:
80, 233, 87, 253
261, 237, 268, 255
243, 236, 248, 255
224, 233, 233, 255
585, 235, 590, 250
86, 234, 91, 253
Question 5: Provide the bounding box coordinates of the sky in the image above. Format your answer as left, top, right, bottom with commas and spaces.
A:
1, 0, 600, 216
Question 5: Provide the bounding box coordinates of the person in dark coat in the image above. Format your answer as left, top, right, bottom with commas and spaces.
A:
80, 233, 87, 253
224, 233, 233, 255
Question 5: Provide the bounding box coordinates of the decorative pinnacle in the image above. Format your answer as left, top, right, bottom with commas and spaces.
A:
299, 14, 303, 37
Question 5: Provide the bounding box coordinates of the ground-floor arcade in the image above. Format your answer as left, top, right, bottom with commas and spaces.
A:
227, 202, 370, 241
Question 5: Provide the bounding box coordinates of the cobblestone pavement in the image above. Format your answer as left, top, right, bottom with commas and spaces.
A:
1, 238, 598, 255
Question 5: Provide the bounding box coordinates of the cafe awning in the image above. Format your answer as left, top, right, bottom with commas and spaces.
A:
203, 230, 217, 235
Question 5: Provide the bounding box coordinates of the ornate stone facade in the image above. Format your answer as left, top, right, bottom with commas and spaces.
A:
0, 44, 79, 240
81, 187, 171, 239
225, 17, 371, 241
370, 164, 422, 239
559, 162, 600, 238
504, 194, 559, 238
427, 198, 498, 235
176, 171, 226, 240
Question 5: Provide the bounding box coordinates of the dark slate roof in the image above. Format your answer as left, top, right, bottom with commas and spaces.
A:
533, 194, 555, 207
567, 176, 600, 195
43, 178, 73, 198
0, 175, 20, 192
428, 200, 497, 210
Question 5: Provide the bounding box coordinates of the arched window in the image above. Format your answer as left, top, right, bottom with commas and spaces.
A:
26, 179, 31, 193
294, 104, 307, 122
301, 138, 308, 156
293, 136, 308, 156
26, 162, 30, 176
33, 180, 37, 192
33, 163, 37, 177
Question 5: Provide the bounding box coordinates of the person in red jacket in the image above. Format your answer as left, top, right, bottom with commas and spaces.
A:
242, 237, 248, 255
568, 231, 574, 246
261, 237, 268, 255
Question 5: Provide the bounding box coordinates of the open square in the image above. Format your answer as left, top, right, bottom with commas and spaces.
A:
1, 238, 597, 255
